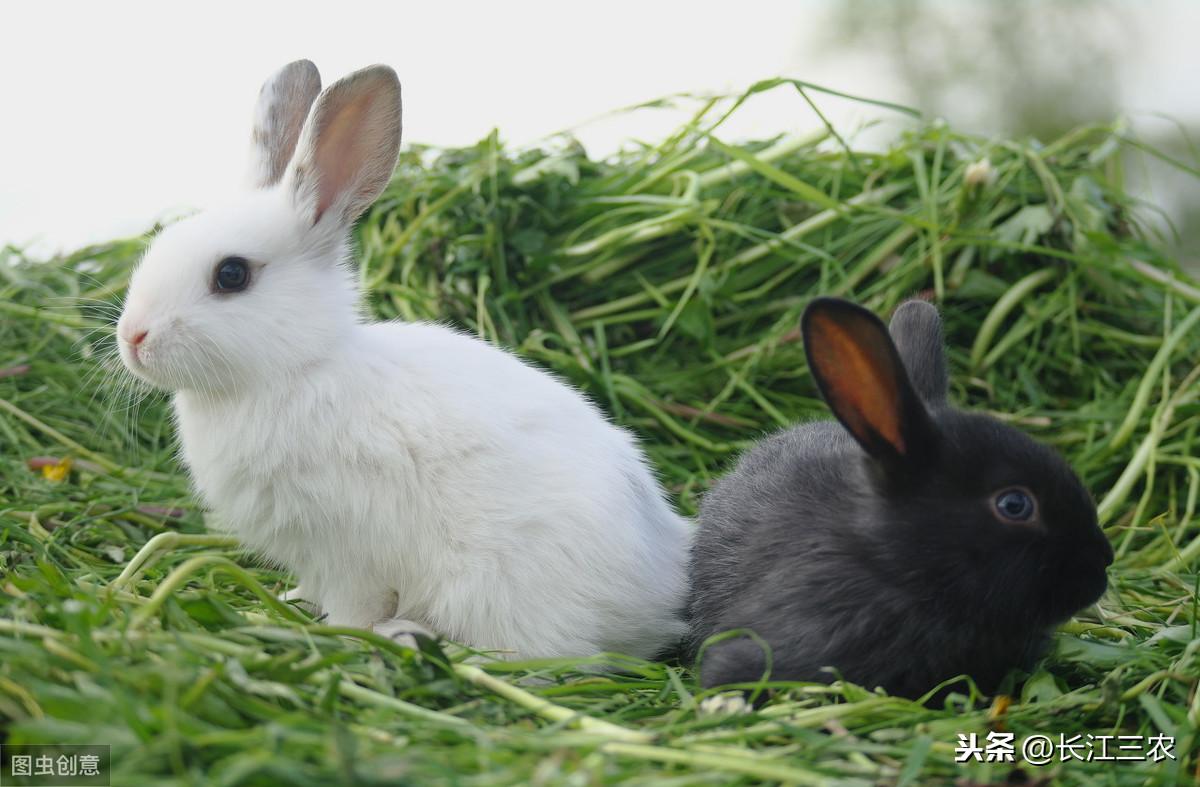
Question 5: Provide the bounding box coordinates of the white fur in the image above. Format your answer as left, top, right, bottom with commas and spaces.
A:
116, 62, 691, 658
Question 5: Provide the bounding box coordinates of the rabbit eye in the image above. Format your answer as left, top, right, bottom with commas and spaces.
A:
214, 256, 251, 293
992, 487, 1037, 523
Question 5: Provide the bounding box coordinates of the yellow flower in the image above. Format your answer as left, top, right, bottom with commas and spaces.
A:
42, 457, 73, 483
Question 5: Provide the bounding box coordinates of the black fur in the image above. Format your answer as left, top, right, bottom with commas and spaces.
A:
887, 300, 948, 405
686, 298, 1112, 699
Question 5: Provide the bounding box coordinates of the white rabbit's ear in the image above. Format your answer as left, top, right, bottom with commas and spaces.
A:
288, 65, 402, 227
247, 60, 322, 189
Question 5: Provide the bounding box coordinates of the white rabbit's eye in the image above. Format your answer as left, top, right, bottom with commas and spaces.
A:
214, 256, 251, 293
992, 487, 1037, 523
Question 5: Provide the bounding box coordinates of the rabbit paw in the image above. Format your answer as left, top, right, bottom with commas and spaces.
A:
374, 618, 435, 650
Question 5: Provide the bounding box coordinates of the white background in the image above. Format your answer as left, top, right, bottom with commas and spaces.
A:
2, 1, 1197, 256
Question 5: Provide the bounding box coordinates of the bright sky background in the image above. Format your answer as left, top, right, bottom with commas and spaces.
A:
2, 1, 1197, 257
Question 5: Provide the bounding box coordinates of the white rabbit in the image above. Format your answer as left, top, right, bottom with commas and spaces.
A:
116, 60, 691, 658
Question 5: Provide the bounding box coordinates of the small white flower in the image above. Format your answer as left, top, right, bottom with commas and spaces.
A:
62, 599, 85, 614
698, 692, 751, 716
964, 158, 996, 188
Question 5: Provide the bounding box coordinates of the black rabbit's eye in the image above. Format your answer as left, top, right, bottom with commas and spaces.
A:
214, 256, 251, 292
992, 488, 1037, 523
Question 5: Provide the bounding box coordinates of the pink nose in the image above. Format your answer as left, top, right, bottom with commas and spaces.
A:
130, 330, 148, 347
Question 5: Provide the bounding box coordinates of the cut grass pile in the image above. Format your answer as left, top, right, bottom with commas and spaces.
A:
2, 83, 1199, 784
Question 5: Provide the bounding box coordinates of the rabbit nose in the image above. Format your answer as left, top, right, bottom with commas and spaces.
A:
120, 327, 148, 347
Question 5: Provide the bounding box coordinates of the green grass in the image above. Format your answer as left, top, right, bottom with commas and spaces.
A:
2, 83, 1199, 785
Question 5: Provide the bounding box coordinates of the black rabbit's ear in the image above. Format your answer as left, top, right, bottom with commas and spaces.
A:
802, 298, 936, 470
888, 299, 948, 406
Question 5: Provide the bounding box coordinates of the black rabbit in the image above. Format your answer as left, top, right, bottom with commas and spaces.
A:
687, 297, 1113, 698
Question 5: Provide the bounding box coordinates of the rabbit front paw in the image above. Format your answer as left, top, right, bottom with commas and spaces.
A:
373, 617, 436, 650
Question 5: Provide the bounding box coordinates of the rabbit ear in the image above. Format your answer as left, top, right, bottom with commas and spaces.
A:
247, 60, 322, 189
287, 64, 402, 227
888, 299, 949, 406
802, 298, 936, 470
